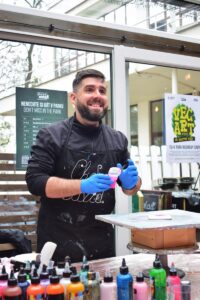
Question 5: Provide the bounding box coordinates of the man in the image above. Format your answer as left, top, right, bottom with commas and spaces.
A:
26, 69, 142, 263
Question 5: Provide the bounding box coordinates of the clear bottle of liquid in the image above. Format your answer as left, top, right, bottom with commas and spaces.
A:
116, 258, 133, 300
100, 269, 116, 300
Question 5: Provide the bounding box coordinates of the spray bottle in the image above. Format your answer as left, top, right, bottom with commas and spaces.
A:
116, 258, 133, 300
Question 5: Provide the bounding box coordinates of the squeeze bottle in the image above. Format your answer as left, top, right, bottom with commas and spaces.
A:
0, 265, 8, 300
46, 268, 64, 300
2, 270, 22, 300
100, 269, 116, 300
79, 256, 89, 286
60, 263, 71, 297
26, 268, 45, 300
149, 258, 166, 300
40, 265, 50, 295
17, 268, 30, 300
116, 258, 133, 300
133, 272, 148, 300
108, 167, 121, 188
84, 271, 100, 300
67, 273, 84, 300
167, 263, 181, 300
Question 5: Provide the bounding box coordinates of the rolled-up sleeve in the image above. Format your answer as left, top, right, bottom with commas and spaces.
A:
25, 127, 59, 197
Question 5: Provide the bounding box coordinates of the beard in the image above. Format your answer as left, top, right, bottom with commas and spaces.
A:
76, 100, 108, 122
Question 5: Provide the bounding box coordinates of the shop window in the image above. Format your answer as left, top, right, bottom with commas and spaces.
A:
130, 105, 138, 146
150, 100, 164, 146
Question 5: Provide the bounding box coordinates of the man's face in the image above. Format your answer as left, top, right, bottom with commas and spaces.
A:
71, 77, 108, 125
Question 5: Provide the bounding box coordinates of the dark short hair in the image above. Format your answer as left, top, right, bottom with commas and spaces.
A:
72, 69, 105, 91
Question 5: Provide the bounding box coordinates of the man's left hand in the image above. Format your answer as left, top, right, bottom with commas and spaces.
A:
117, 159, 138, 190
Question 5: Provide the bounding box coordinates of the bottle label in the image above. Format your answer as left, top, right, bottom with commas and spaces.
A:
68, 291, 83, 300
28, 294, 45, 300
5, 297, 21, 300
47, 295, 64, 300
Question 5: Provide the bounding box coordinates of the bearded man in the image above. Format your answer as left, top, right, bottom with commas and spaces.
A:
26, 69, 141, 262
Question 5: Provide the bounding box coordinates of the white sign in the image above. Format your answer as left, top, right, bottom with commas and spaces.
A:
165, 93, 200, 163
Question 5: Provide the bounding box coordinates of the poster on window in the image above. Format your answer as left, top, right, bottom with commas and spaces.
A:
165, 93, 200, 163
16, 87, 67, 170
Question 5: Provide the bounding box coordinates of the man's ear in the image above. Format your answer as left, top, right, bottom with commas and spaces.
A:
69, 92, 76, 109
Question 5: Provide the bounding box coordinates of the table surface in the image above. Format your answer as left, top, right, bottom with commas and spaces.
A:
95, 209, 200, 229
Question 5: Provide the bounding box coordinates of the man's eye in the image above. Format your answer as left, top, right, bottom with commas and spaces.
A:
99, 89, 106, 94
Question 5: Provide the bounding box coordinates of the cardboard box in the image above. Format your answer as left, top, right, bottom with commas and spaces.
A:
131, 227, 196, 249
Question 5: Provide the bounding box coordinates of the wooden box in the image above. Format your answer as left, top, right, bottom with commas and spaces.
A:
131, 227, 196, 249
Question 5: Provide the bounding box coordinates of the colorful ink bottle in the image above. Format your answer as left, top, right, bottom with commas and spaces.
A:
60, 263, 71, 297
46, 268, 64, 300
84, 271, 100, 300
167, 263, 181, 300
17, 268, 30, 300
149, 257, 166, 300
26, 268, 45, 300
100, 269, 116, 300
0, 265, 8, 300
133, 272, 148, 300
116, 258, 133, 300
3, 270, 22, 300
67, 272, 84, 300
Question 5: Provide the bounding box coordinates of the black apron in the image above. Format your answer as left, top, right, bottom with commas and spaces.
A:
37, 118, 116, 263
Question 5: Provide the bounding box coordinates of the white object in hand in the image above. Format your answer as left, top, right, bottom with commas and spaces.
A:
108, 167, 121, 188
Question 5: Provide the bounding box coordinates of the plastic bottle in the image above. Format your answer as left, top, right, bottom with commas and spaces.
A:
167, 263, 181, 300
40, 265, 50, 295
24, 261, 31, 282
116, 258, 133, 300
26, 268, 45, 300
67, 273, 84, 300
0, 265, 8, 300
133, 272, 148, 300
60, 263, 71, 297
100, 269, 116, 300
149, 257, 166, 300
3, 270, 22, 300
79, 256, 89, 286
17, 268, 30, 300
84, 271, 100, 300
56, 262, 65, 279
46, 268, 64, 300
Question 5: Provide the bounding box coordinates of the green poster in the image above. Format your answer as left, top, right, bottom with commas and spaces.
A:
16, 87, 67, 170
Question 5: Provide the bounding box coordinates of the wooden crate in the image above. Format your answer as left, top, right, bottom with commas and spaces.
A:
131, 227, 196, 249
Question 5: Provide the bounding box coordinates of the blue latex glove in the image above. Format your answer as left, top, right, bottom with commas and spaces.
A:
81, 173, 114, 194
117, 159, 138, 190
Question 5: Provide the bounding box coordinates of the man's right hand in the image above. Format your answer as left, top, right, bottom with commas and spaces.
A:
81, 173, 114, 194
